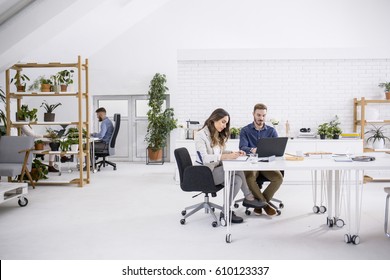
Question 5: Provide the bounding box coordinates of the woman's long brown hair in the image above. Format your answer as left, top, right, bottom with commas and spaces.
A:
201, 108, 230, 148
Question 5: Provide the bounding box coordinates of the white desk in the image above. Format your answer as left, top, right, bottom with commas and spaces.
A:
222, 155, 390, 244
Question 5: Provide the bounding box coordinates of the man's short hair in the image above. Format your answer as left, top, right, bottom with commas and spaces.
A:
253, 103, 267, 112
96, 107, 106, 113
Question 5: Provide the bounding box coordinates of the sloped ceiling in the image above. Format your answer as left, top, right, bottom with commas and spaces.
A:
0, 0, 172, 72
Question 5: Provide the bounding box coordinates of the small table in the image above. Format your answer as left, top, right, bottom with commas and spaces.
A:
0, 182, 28, 207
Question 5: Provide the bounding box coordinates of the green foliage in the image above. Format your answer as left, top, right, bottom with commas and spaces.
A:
317, 123, 329, 135
145, 73, 177, 151
57, 69, 74, 85
40, 100, 62, 113
34, 140, 44, 144
28, 159, 48, 182
65, 127, 87, 145
365, 125, 390, 144
317, 115, 342, 138
46, 128, 61, 142
10, 72, 30, 87
230, 127, 241, 136
60, 139, 70, 151
17, 105, 37, 121
28, 76, 52, 91
379, 82, 390, 92
0, 88, 6, 134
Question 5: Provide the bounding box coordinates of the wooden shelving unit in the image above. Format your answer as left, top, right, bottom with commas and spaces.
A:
353, 97, 390, 139
5, 56, 90, 187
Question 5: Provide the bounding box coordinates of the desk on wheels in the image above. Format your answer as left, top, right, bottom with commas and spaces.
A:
222, 156, 390, 244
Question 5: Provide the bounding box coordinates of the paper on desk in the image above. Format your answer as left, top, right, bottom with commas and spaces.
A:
333, 157, 353, 162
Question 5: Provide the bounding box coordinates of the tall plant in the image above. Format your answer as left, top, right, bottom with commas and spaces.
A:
145, 73, 177, 152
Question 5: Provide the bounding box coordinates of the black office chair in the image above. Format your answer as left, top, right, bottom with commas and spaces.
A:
95, 113, 121, 171
174, 147, 224, 227
234, 171, 285, 215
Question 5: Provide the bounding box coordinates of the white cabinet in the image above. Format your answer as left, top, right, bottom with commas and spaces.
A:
174, 138, 364, 184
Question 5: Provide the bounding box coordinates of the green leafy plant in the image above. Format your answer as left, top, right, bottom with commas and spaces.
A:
365, 125, 390, 144
46, 128, 61, 142
230, 127, 240, 139
317, 123, 329, 136
28, 76, 52, 91
145, 73, 177, 152
57, 69, 74, 85
328, 115, 342, 138
10, 72, 30, 87
28, 159, 48, 181
40, 100, 62, 113
17, 105, 37, 121
59, 139, 70, 151
65, 127, 87, 145
379, 82, 390, 92
0, 88, 6, 135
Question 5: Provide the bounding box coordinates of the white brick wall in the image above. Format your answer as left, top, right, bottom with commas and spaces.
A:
176, 59, 390, 141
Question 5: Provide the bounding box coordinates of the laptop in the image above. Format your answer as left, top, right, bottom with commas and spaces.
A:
256, 137, 288, 157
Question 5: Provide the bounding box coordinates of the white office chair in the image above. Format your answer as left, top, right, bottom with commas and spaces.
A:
385, 187, 390, 238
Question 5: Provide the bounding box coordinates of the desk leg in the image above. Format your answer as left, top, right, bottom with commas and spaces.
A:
333, 170, 345, 228
223, 170, 233, 243
343, 170, 364, 245
91, 141, 97, 173
326, 170, 334, 227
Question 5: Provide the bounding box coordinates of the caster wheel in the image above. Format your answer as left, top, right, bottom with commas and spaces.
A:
245, 209, 251, 216
351, 235, 360, 245
313, 206, 320, 214
212, 221, 218, 227
211, 207, 215, 212
220, 216, 227, 227
327, 218, 334, 227
279, 203, 284, 209
180, 219, 186, 225
344, 234, 351, 243
181, 210, 186, 216
18, 197, 28, 207
319, 206, 327, 213
225, 234, 232, 243
234, 203, 239, 208
113, 167, 117, 171
276, 210, 281, 216
336, 219, 345, 228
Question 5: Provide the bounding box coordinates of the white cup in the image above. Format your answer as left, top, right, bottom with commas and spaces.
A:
296, 150, 304, 157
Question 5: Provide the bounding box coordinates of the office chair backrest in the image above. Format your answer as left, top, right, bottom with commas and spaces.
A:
108, 113, 121, 155
0, 136, 34, 168
174, 148, 193, 185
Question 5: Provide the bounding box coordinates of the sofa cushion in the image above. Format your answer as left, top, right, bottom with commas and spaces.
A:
0, 163, 23, 176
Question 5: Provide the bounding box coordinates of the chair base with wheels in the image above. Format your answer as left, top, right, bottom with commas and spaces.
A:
95, 156, 116, 171
180, 192, 223, 227
385, 187, 390, 238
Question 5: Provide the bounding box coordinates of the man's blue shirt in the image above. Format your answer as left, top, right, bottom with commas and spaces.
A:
91, 117, 114, 144
239, 122, 278, 154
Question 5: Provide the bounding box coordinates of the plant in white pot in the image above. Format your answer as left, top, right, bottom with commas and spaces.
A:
145, 73, 177, 161
365, 125, 390, 150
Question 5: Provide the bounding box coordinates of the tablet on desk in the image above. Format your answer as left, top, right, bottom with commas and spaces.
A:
256, 137, 288, 157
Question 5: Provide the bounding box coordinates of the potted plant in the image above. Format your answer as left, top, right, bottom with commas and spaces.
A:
317, 123, 329, 139
29, 159, 48, 182
65, 127, 87, 151
328, 115, 342, 139
57, 69, 74, 92
28, 76, 52, 92
365, 125, 390, 150
145, 73, 177, 161
10, 72, 30, 92
0, 88, 6, 135
34, 140, 45, 150
378, 82, 390, 100
59, 139, 70, 152
230, 127, 240, 139
16, 105, 38, 122
50, 74, 61, 93
40, 100, 62, 122
46, 128, 61, 151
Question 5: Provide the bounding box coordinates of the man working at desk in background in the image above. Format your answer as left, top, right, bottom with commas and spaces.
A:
239, 103, 283, 216
91, 107, 114, 153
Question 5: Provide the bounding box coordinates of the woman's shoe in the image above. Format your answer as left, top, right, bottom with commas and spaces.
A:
220, 211, 243, 223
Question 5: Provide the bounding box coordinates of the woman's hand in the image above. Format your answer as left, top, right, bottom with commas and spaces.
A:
221, 151, 241, 160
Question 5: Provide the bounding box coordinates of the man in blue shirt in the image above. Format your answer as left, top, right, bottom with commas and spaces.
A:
91, 107, 114, 152
239, 103, 283, 216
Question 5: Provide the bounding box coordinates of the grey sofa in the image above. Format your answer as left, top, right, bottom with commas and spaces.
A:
0, 136, 35, 188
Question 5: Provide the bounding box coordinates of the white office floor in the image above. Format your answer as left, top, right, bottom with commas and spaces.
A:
0, 162, 389, 260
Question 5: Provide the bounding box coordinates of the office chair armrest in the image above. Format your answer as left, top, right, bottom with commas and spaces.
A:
183, 165, 218, 192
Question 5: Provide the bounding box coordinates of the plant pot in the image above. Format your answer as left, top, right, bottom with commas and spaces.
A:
43, 113, 55, 122
60, 85, 68, 92
15, 112, 25, 122
41, 83, 51, 92
333, 134, 340, 139
148, 148, 163, 161
319, 134, 326, 139
70, 144, 79, 152
230, 134, 238, 139
386, 92, 390, 100
372, 139, 385, 150
49, 142, 60, 151
35, 143, 45, 150
52, 85, 61, 93
16, 85, 26, 92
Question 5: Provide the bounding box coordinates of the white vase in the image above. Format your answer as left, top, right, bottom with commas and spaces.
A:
70, 144, 79, 152
372, 139, 385, 150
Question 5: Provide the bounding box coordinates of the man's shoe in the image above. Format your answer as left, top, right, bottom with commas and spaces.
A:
264, 205, 277, 216
48, 166, 59, 172
220, 211, 243, 224
254, 208, 262, 215
242, 198, 267, 209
